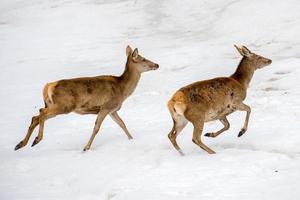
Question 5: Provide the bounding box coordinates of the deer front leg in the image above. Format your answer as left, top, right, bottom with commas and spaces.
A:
237, 103, 251, 137
204, 117, 230, 138
83, 110, 109, 151
110, 111, 133, 140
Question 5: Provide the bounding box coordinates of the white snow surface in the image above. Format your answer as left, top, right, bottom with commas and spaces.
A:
1, 0, 300, 199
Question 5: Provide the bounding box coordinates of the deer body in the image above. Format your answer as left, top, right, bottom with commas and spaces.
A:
167, 46, 272, 155
171, 77, 246, 122
15, 46, 158, 151
44, 73, 140, 115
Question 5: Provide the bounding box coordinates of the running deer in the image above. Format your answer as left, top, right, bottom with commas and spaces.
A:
15, 46, 159, 151
167, 45, 272, 155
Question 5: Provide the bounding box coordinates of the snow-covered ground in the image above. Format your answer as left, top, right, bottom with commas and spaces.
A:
1, 0, 300, 199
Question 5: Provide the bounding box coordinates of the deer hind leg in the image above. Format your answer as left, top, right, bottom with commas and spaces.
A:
83, 109, 110, 151
15, 115, 40, 150
110, 111, 133, 140
31, 106, 63, 147
204, 117, 230, 138
191, 120, 216, 154
237, 103, 251, 137
167, 114, 188, 156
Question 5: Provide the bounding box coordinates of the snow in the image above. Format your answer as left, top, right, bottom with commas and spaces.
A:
1, 0, 300, 199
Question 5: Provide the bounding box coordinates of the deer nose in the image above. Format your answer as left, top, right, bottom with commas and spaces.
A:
154, 64, 159, 69
268, 59, 272, 64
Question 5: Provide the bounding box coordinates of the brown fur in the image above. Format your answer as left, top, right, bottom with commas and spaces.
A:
15, 46, 159, 151
167, 45, 272, 155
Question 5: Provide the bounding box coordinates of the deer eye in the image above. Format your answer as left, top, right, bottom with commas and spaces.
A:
142, 58, 145, 61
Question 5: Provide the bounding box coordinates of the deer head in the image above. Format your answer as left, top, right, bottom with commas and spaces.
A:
126, 45, 159, 73
234, 45, 272, 70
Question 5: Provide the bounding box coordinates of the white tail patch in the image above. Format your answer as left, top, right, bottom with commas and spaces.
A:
174, 102, 186, 116
48, 86, 54, 103
43, 82, 57, 104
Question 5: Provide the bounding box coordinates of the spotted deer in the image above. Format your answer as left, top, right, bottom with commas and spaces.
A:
15, 46, 159, 151
167, 45, 272, 155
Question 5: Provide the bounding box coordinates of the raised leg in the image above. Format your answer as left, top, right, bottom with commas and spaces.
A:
237, 103, 251, 137
83, 110, 109, 151
31, 107, 61, 147
168, 115, 188, 156
110, 111, 133, 140
192, 120, 216, 154
204, 117, 230, 138
15, 115, 40, 150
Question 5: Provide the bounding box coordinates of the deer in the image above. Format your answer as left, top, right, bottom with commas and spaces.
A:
15, 45, 159, 151
167, 45, 272, 155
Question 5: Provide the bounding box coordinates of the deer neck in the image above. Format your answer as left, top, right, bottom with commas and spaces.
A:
230, 57, 255, 88
119, 58, 141, 98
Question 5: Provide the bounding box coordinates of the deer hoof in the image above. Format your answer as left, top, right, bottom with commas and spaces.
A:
208, 150, 216, 154
178, 150, 185, 156
238, 129, 246, 137
15, 141, 24, 151
31, 137, 41, 147
204, 133, 214, 137
83, 147, 90, 151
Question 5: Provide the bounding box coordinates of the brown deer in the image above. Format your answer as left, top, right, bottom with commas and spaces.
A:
15, 45, 159, 151
167, 45, 272, 155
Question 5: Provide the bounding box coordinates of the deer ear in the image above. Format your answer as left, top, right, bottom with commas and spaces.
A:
234, 45, 251, 57
242, 46, 252, 55
126, 45, 133, 57
132, 48, 139, 60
